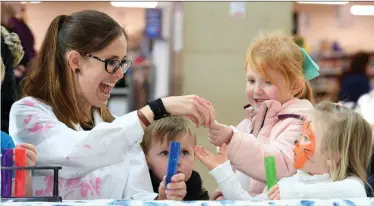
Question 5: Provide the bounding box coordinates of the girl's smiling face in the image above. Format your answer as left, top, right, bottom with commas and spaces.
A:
245, 66, 293, 111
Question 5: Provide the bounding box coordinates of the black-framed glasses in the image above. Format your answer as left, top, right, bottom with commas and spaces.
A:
84, 53, 132, 74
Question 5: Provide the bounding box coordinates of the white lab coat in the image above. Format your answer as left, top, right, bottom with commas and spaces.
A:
9, 96, 158, 200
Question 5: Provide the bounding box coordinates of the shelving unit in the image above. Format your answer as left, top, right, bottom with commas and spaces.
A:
310, 52, 374, 102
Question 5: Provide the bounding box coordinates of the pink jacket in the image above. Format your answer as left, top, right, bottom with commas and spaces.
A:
227, 98, 313, 195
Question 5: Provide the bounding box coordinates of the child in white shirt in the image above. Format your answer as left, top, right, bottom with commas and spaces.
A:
195, 101, 372, 200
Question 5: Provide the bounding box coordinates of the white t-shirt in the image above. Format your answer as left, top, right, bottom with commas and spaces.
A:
209, 160, 367, 200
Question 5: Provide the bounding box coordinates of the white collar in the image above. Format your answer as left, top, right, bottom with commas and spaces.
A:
296, 170, 331, 183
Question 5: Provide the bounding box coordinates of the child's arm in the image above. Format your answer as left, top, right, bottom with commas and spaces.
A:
211, 106, 255, 149
194, 145, 267, 201
278, 176, 367, 199
226, 120, 301, 182
210, 160, 268, 200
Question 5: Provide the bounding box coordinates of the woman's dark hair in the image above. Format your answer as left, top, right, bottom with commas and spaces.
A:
21, 10, 128, 129
348, 52, 370, 75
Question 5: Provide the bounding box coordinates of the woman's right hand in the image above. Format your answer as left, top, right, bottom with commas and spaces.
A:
162, 95, 215, 127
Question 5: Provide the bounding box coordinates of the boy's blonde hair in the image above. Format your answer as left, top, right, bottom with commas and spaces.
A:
245, 31, 314, 103
313, 101, 372, 183
141, 116, 196, 155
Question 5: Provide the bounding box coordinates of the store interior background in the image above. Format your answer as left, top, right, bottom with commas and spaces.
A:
5, 1, 374, 193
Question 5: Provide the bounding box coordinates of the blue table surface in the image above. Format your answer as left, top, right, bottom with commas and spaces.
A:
1, 198, 374, 206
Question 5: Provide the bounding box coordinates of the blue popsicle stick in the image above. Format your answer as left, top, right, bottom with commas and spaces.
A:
165, 141, 180, 186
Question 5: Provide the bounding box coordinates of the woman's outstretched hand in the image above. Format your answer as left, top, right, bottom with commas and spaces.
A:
162, 95, 215, 127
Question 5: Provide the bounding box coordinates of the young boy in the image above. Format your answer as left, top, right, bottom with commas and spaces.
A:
141, 116, 209, 200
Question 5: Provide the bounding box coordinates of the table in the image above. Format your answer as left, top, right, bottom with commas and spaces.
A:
1, 198, 374, 206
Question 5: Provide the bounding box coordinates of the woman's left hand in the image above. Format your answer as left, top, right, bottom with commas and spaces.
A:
14, 143, 38, 167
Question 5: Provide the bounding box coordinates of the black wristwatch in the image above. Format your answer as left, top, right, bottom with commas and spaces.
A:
148, 98, 170, 120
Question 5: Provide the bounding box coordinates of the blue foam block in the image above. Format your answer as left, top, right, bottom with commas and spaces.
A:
165, 141, 180, 186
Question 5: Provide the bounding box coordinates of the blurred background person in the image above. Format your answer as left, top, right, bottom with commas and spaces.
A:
338, 52, 371, 106
1, 25, 24, 134
1, 2, 36, 86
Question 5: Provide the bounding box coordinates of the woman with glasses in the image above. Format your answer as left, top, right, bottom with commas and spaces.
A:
9, 10, 215, 200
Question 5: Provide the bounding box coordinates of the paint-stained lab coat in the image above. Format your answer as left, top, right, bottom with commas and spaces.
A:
9, 96, 158, 200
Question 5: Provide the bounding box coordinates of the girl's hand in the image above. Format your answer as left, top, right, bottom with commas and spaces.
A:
194, 143, 228, 171
158, 173, 187, 201
268, 184, 281, 200
208, 121, 233, 146
210, 189, 224, 200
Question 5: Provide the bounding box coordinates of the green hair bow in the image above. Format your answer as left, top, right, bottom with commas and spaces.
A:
299, 47, 320, 80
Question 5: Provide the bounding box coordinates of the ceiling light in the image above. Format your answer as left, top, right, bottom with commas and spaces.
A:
297, 1, 349, 5
21, 1, 41, 3
110, 2, 158, 8
350, 5, 374, 16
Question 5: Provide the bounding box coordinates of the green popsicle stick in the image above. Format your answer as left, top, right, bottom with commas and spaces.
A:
264, 156, 277, 190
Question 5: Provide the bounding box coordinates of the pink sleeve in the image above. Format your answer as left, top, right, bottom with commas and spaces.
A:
226, 119, 301, 182
216, 119, 253, 153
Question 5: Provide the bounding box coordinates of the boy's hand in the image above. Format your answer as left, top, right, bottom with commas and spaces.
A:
194, 143, 228, 171
158, 173, 187, 200
268, 184, 280, 200
13, 143, 38, 167
208, 121, 233, 146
